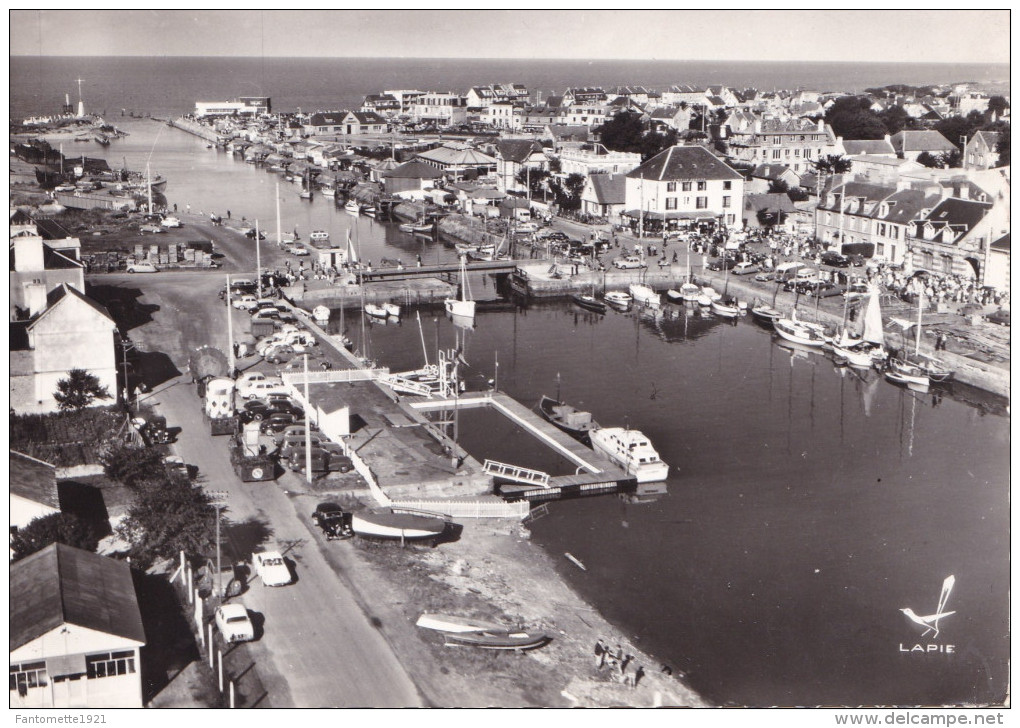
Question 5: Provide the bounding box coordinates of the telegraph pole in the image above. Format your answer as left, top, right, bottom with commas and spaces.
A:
207, 490, 229, 597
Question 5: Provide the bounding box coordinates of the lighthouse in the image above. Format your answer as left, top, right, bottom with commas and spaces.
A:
75, 78, 85, 117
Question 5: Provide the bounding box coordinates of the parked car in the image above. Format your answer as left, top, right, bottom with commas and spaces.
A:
125, 262, 158, 274
252, 550, 292, 587
245, 228, 266, 240
215, 603, 255, 643
251, 307, 280, 321
264, 345, 295, 364
821, 251, 851, 268
706, 257, 738, 271
985, 308, 1010, 327
311, 502, 353, 539
234, 294, 259, 311
289, 244, 309, 256
139, 224, 165, 234
732, 262, 760, 276
279, 431, 331, 451
754, 271, 775, 282
613, 255, 646, 269
160, 216, 182, 228
258, 412, 299, 433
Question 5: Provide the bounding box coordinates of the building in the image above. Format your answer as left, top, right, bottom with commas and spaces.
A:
964, 131, 1002, 171
494, 140, 548, 193
907, 197, 1006, 280
414, 144, 497, 181
10, 451, 61, 533
544, 125, 590, 152
10, 544, 146, 708
985, 234, 1010, 294
648, 105, 694, 132
339, 111, 388, 136
746, 164, 802, 194
624, 145, 744, 231
382, 89, 425, 114
725, 117, 838, 174
10, 284, 118, 414
381, 160, 445, 197
890, 130, 957, 162
484, 101, 526, 131
360, 94, 401, 117
580, 174, 627, 222
304, 112, 346, 136
742, 193, 800, 231
10, 233, 85, 316
844, 155, 925, 187
411, 92, 468, 126
840, 137, 896, 157
557, 144, 642, 177
194, 97, 270, 118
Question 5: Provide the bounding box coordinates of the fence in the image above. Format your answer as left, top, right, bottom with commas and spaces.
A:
390, 497, 530, 519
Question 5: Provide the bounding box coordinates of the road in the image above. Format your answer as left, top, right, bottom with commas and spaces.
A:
92, 243, 424, 707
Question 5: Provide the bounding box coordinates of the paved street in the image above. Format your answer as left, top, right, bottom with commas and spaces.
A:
95, 255, 424, 707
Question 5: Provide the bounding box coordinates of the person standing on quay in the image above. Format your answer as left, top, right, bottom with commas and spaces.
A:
594, 639, 607, 670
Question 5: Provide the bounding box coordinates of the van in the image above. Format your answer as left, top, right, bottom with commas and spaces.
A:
774, 262, 804, 282
795, 268, 819, 283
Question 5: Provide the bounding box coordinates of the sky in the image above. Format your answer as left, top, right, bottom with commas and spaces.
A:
8, 9, 1010, 64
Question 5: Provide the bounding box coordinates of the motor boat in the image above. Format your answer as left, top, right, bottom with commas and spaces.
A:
344, 200, 361, 215
312, 305, 330, 323
774, 312, 828, 348
603, 291, 632, 307
589, 426, 669, 483
383, 302, 401, 318
710, 296, 741, 318
538, 395, 600, 441
628, 284, 660, 308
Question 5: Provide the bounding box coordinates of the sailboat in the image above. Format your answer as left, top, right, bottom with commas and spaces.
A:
445, 256, 476, 321
344, 198, 362, 215
831, 285, 886, 369
886, 293, 953, 386
751, 281, 783, 327
774, 289, 828, 347
710, 257, 740, 318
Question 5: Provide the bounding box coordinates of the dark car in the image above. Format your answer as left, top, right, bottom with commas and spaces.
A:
821, 251, 850, 268
707, 257, 738, 271
259, 412, 299, 434
244, 229, 266, 240
311, 502, 353, 540
241, 397, 298, 422
985, 308, 1010, 327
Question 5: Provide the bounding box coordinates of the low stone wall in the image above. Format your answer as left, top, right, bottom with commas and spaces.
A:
437, 214, 503, 248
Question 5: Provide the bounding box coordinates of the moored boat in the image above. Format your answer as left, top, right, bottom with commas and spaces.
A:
444, 257, 475, 321
884, 359, 930, 390
350, 508, 449, 541
364, 303, 388, 319
604, 291, 632, 307
589, 426, 669, 483
312, 305, 330, 323
344, 200, 361, 215
571, 293, 606, 314
679, 281, 703, 303
774, 311, 828, 348
309, 230, 330, 243
628, 284, 660, 308
383, 302, 401, 318
750, 301, 782, 326
665, 289, 684, 304
538, 395, 600, 440
710, 295, 741, 318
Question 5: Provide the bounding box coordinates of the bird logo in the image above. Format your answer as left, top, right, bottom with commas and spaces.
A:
900, 575, 956, 639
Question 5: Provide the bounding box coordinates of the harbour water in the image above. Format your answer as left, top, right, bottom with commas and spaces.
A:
30, 112, 1009, 708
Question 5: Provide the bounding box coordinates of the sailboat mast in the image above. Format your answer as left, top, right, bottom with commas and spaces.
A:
276, 182, 282, 247
417, 311, 430, 367
915, 294, 924, 354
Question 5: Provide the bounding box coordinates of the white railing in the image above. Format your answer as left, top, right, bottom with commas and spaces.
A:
378, 374, 433, 397
282, 367, 389, 386
390, 498, 530, 520
483, 459, 551, 487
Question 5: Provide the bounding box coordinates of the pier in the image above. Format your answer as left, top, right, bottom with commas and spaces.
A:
408, 392, 637, 501
358, 259, 518, 282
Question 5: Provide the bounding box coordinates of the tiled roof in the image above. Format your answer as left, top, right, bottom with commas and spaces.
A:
496, 139, 543, 164
28, 283, 113, 330
990, 233, 1009, 252
10, 451, 59, 509
891, 130, 957, 153
627, 145, 742, 182
546, 125, 589, 141
842, 139, 896, 156
876, 189, 941, 225
416, 145, 497, 167
915, 197, 993, 236
10, 543, 146, 651
348, 111, 387, 125
751, 164, 799, 181
744, 193, 798, 213
587, 174, 626, 205
309, 112, 345, 126
383, 160, 445, 179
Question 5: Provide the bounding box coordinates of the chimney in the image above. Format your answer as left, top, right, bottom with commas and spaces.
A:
14, 236, 45, 273
817, 119, 824, 132
23, 280, 48, 317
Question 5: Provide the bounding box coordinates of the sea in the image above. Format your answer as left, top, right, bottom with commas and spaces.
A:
9, 56, 1010, 121
10, 56, 1011, 708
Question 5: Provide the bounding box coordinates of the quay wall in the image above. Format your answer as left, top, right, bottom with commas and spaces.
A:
284, 279, 455, 308
168, 117, 221, 143
392, 201, 425, 222
438, 214, 504, 248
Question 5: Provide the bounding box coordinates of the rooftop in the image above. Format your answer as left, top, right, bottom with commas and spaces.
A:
627, 145, 742, 182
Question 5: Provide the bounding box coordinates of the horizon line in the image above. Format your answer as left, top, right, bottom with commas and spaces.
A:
9, 54, 1010, 67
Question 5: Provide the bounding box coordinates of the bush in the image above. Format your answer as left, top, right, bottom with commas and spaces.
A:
99, 441, 169, 488
117, 477, 217, 568
10, 407, 126, 466
11, 512, 102, 561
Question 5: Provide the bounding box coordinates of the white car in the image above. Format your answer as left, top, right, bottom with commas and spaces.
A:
139, 224, 165, 234
251, 307, 280, 321
161, 216, 182, 228
233, 294, 258, 311
614, 255, 646, 269
290, 244, 310, 256
215, 603, 255, 643
253, 550, 291, 586
126, 262, 158, 273
235, 371, 280, 395
240, 380, 289, 400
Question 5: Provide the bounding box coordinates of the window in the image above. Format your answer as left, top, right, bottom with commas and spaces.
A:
86, 651, 136, 680
723, 181, 732, 190
922, 252, 935, 270
941, 255, 953, 274
772, 150, 781, 160
696, 197, 708, 209
10, 662, 48, 692
665, 198, 677, 210
722, 196, 731, 208
681, 181, 692, 191
877, 243, 885, 255
794, 149, 801, 157
726, 214, 735, 225
697, 181, 706, 191
666, 182, 677, 192
891, 226, 899, 240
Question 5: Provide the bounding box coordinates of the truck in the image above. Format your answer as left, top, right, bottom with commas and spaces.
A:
230, 423, 276, 481
190, 346, 237, 435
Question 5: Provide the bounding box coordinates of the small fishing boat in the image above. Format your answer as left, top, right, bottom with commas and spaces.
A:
538, 395, 600, 441
603, 291, 632, 307
333, 333, 353, 349
628, 283, 660, 308
444, 257, 475, 320
442, 630, 551, 651
665, 289, 684, 304
884, 360, 930, 390
710, 295, 741, 318
312, 305, 330, 323
750, 301, 782, 326
320, 184, 336, 198
774, 311, 828, 348
571, 293, 606, 314
351, 508, 449, 541
398, 223, 416, 233
416, 613, 518, 634
383, 302, 401, 318
410, 223, 433, 233
344, 200, 361, 215
701, 286, 721, 303
364, 303, 388, 319
362, 207, 377, 218
309, 230, 330, 243
454, 242, 480, 256
678, 281, 703, 303
589, 426, 669, 483
299, 189, 312, 200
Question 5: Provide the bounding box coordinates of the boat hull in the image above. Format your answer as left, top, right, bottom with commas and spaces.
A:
710, 300, 740, 318
774, 319, 827, 347
571, 294, 606, 314
416, 613, 515, 634
445, 298, 475, 318
443, 631, 551, 650
589, 427, 669, 484
351, 510, 448, 540
538, 395, 599, 440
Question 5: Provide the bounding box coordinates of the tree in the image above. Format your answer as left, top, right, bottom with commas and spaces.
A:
117, 476, 217, 567
996, 130, 1010, 166
99, 441, 170, 488
768, 179, 790, 194
11, 512, 102, 561
987, 96, 1009, 119
877, 105, 914, 135
515, 167, 551, 197
935, 110, 987, 152
53, 368, 111, 412
596, 111, 676, 161
916, 151, 943, 168
825, 96, 888, 139
811, 155, 853, 237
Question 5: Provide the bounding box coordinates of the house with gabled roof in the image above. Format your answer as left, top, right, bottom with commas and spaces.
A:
10, 283, 118, 414
964, 131, 1002, 171
890, 130, 957, 162
304, 111, 346, 136
11, 233, 85, 316
10, 544, 146, 708
10, 451, 61, 533
544, 124, 590, 152
840, 137, 896, 158
494, 140, 548, 193
747, 164, 803, 194
742, 192, 800, 230
381, 160, 445, 196
648, 105, 693, 133
339, 110, 388, 135
725, 117, 838, 174
907, 196, 1007, 279
624, 145, 744, 232
581, 174, 627, 222
360, 94, 400, 117
414, 144, 497, 181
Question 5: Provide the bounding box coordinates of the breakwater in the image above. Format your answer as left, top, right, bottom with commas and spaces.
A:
168, 117, 221, 143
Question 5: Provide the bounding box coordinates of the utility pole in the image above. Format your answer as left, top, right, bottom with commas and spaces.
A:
207, 491, 229, 597
226, 274, 235, 374
256, 219, 262, 299
638, 173, 644, 240
304, 354, 312, 483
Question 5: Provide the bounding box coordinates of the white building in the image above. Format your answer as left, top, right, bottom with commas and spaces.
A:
11, 544, 146, 708
558, 144, 642, 177
411, 92, 468, 125
194, 97, 270, 118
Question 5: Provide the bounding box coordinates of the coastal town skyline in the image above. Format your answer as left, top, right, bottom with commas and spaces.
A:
9, 9, 1010, 65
